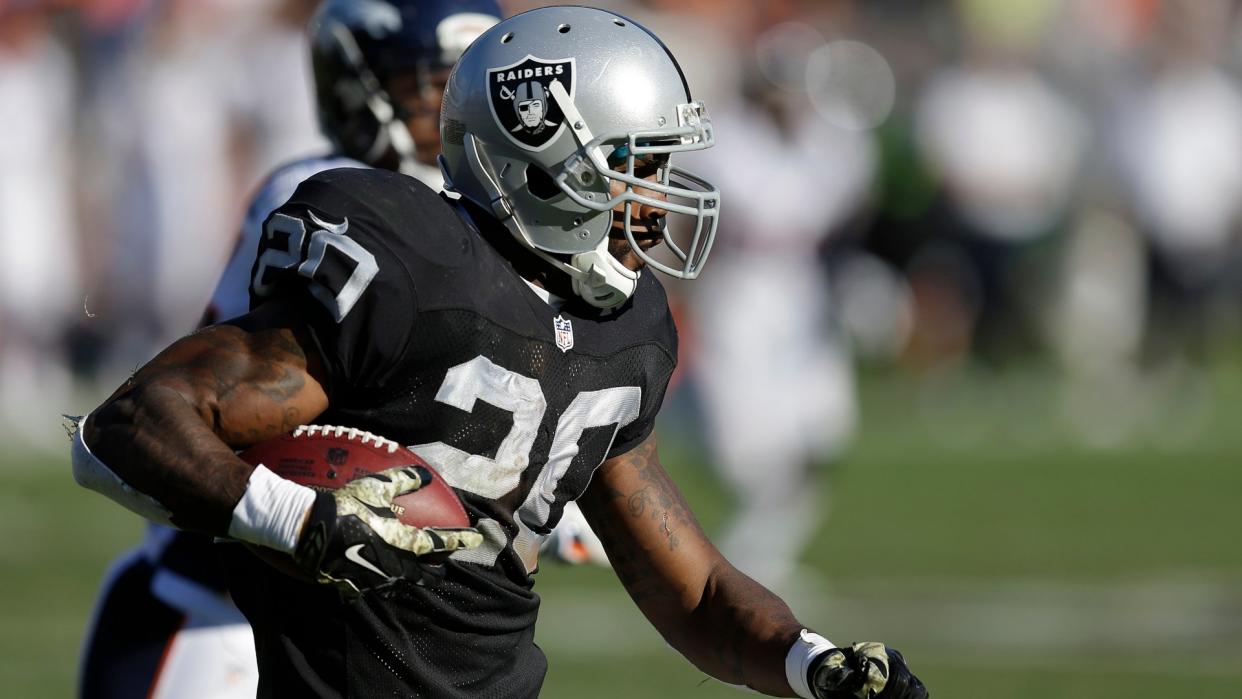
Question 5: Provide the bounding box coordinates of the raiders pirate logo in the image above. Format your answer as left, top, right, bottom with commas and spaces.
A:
487, 55, 575, 151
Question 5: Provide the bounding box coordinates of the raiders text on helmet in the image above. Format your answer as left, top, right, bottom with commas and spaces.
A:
439, 6, 721, 308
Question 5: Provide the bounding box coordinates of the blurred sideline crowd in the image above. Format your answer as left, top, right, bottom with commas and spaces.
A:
3, 0, 1241, 469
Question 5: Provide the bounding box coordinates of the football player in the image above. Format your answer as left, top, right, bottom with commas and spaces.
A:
72, 7, 928, 698
77, 2, 501, 698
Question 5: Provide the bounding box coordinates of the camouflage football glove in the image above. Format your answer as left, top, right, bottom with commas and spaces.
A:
293, 466, 483, 596
808, 642, 928, 699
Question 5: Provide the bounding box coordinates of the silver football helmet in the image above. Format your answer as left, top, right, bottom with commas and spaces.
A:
439, 6, 720, 308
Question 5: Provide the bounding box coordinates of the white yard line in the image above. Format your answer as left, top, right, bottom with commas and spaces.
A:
536, 574, 1242, 675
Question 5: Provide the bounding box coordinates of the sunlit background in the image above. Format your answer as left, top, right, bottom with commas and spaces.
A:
3, 0, 1241, 697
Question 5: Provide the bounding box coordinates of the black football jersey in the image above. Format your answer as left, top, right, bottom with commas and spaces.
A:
223, 168, 677, 698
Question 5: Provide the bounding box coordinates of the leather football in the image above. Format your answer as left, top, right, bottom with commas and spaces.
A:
236, 425, 469, 578
239, 424, 470, 529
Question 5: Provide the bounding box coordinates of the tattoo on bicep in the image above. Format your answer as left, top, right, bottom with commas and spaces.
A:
589, 441, 715, 605
140, 326, 313, 443
615, 441, 703, 548
247, 328, 312, 404
585, 485, 664, 601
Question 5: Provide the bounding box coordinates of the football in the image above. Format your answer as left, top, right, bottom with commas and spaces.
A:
237, 424, 470, 577
240, 424, 468, 529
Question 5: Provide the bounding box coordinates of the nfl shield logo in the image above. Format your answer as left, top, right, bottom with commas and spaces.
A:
487, 55, 575, 151
553, 315, 574, 353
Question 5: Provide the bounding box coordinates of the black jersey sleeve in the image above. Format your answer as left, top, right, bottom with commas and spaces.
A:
249, 168, 422, 394
606, 393, 662, 459
603, 276, 680, 460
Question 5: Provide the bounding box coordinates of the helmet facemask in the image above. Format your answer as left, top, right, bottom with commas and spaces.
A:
449, 88, 720, 308
438, 6, 722, 309
555, 99, 720, 281
322, 21, 422, 176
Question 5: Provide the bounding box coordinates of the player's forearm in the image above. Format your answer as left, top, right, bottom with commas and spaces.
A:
85, 379, 255, 534
685, 560, 805, 694
625, 554, 802, 695
582, 438, 802, 695
80, 320, 328, 535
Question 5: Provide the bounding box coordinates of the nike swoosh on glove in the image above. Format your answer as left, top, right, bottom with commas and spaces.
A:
293, 465, 483, 596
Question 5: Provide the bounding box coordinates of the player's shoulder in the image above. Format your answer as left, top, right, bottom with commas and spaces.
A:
247, 154, 367, 220
264, 154, 367, 194
568, 271, 678, 361
289, 168, 446, 223
290, 166, 422, 211
279, 167, 479, 274
622, 272, 678, 353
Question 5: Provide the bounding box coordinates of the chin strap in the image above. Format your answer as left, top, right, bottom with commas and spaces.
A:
569, 244, 638, 309
460, 132, 637, 309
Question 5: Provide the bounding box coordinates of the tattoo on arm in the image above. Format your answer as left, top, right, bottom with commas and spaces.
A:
586, 440, 710, 605
87, 318, 327, 535
617, 440, 700, 541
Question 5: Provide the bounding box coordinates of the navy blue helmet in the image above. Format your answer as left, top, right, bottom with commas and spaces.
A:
309, 0, 502, 173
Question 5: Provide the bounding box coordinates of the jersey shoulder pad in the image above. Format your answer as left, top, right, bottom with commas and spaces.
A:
207, 156, 370, 324
249, 168, 473, 390
251, 168, 468, 314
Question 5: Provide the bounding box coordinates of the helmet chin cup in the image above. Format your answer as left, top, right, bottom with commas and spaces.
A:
570, 246, 638, 309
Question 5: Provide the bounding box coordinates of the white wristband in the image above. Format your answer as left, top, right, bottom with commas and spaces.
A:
786, 629, 836, 699
227, 464, 317, 553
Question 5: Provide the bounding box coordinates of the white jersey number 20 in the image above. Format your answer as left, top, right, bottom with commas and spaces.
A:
252, 212, 378, 322
412, 355, 641, 533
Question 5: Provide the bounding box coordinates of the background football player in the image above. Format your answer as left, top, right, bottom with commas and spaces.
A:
688, 24, 874, 594
77, 2, 501, 697
73, 6, 927, 698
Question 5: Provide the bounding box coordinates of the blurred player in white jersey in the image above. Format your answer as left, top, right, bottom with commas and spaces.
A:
78, 3, 501, 697
0, 5, 79, 450
689, 34, 876, 592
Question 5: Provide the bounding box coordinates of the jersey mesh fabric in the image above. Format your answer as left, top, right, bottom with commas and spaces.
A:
229, 168, 677, 697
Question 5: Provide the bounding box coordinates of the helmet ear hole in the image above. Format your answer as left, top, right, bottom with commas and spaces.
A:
525, 164, 561, 200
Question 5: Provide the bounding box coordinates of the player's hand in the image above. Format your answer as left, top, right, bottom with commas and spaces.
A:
808, 642, 928, 699
293, 466, 483, 596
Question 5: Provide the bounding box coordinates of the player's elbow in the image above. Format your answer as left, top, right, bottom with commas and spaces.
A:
83, 391, 136, 463
73, 384, 186, 528
85, 380, 208, 461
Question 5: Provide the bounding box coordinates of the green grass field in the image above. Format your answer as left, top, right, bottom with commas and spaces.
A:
4, 366, 1241, 698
